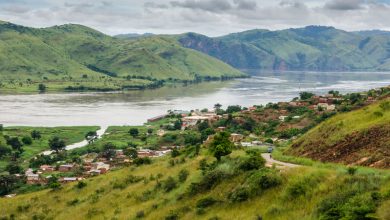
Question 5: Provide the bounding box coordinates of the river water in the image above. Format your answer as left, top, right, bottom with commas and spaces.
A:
1, 71, 390, 127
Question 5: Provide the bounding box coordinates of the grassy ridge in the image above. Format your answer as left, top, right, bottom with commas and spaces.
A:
288, 98, 390, 167
1, 149, 390, 219
0, 21, 244, 93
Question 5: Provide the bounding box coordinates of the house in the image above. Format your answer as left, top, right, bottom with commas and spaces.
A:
248, 106, 257, 111
317, 103, 336, 111
240, 142, 253, 147
60, 177, 83, 183
230, 133, 244, 142
88, 169, 101, 176
292, 116, 301, 119
182, 115, 210, 128
58, 164, 75, 172
216, 127, 226, 132
40, 165, 54, 173
137, 149, 155, 158
279, 116, 288, 122
92, 162, 110, 171
26, 174, 40, 184
147, 114, 167, 122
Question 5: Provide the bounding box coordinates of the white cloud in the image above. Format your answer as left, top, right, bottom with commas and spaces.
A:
0, 0, 390, 36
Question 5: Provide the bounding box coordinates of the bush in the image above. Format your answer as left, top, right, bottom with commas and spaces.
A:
163, 177, 177, 192
178, 169, 189, 183
76, 181, 87, 189
136, 210, 145, 218
165, 211, 179, 220
228, 186, 250, 202
134, 157, 152, 166
239, 156, 265, 171
188, 165, 234, 195
21, 136, 32, 145
246, 170, 282, 193
196, 197, 217, 208
347, 167, 357, 175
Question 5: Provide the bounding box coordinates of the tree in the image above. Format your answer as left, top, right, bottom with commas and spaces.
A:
0, 175, 19, 196
174, 120, 182, 130
6, 137, 23, 152
209, 132, 234, 161
226, 105, 242, 113
129, 128, 139, 138
147, 128, 153, 135
214, 103, 222, 111
38, 83, 46, 93
0, 144, 11, 158
178, 169, 189, 182
299, 92, 315, 100
6, 163, 23, 174
0, 124, 3, 132
31, 130, 41, 140
102, 142, 116, 159
49, 137, 66, 153
124, 147, 138, 159
85, 131, 98, 143
22, 136, 32, 145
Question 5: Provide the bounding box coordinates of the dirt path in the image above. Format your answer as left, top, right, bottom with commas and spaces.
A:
261, 153, 301, 169
42, 125, 108, 155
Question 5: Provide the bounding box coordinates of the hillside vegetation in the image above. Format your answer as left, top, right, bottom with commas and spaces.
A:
289, 98, 390, 168
2, 148, 390, 220
0, 21, 243, 93
177, 26, 390, 71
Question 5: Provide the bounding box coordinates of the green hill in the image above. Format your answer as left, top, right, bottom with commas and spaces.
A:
2, 149, 390, 219
0, 21, 244, 93
177, 26, 390, 71
289, 98, 390, 168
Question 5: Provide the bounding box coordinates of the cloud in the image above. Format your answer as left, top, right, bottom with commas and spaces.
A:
170, 0, 232, 12
324, 0, 364, 10
233, 0, 257, 10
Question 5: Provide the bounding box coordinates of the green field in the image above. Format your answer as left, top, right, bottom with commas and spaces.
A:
0, 126, 99, 171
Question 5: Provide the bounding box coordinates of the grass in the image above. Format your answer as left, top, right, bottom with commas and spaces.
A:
0, 126, 99, 171
1, 148, 390, 219
0, 21, 244, 94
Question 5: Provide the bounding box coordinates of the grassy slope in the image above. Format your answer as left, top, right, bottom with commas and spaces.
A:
0, 126, 99, 171
1, 150, 390, 219
0, 22, 243, 93
288, 98, 390, 167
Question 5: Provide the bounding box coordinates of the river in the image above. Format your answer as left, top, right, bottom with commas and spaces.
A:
1, 71, 390, 127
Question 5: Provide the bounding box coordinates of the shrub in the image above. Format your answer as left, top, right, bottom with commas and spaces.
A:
165, 211, 179, 220
228, 186, 250, 202
136, 210, 145, 218
239, 156, 265, 171
178, 169, 189, 183
21, 136, 32, 145
347, 167, 357, 175
76, 181, 87, 189
196, 197, 217, 208
67, 199, 79, 206
247, 170, 282, 192
163, 177, 177, 192
134, 157, 152, 166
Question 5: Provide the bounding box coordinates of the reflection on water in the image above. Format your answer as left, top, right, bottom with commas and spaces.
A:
1, 71, 390, 126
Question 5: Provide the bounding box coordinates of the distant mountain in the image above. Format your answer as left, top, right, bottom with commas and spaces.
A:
0, 21, 243, 86
115, 33, 154, 39
177, 26, 390, 71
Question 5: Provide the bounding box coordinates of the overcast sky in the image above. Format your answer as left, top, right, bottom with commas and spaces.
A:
1, 0, 390, 36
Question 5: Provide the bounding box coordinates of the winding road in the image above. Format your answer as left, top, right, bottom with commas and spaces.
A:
261, 153, 301, 169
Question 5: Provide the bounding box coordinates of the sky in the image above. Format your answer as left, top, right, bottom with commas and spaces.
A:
1, 0, 390, 36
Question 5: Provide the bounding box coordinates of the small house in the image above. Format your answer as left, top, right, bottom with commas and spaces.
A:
59, 164, 75, 172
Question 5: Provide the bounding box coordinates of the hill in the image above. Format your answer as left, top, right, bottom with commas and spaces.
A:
0, 21, 243, 93
2, 148, 390, 219
288, 98, 390, 168
177, 26, 390, 71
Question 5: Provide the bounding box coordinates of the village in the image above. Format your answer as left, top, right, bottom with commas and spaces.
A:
5, 86, 389, 193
